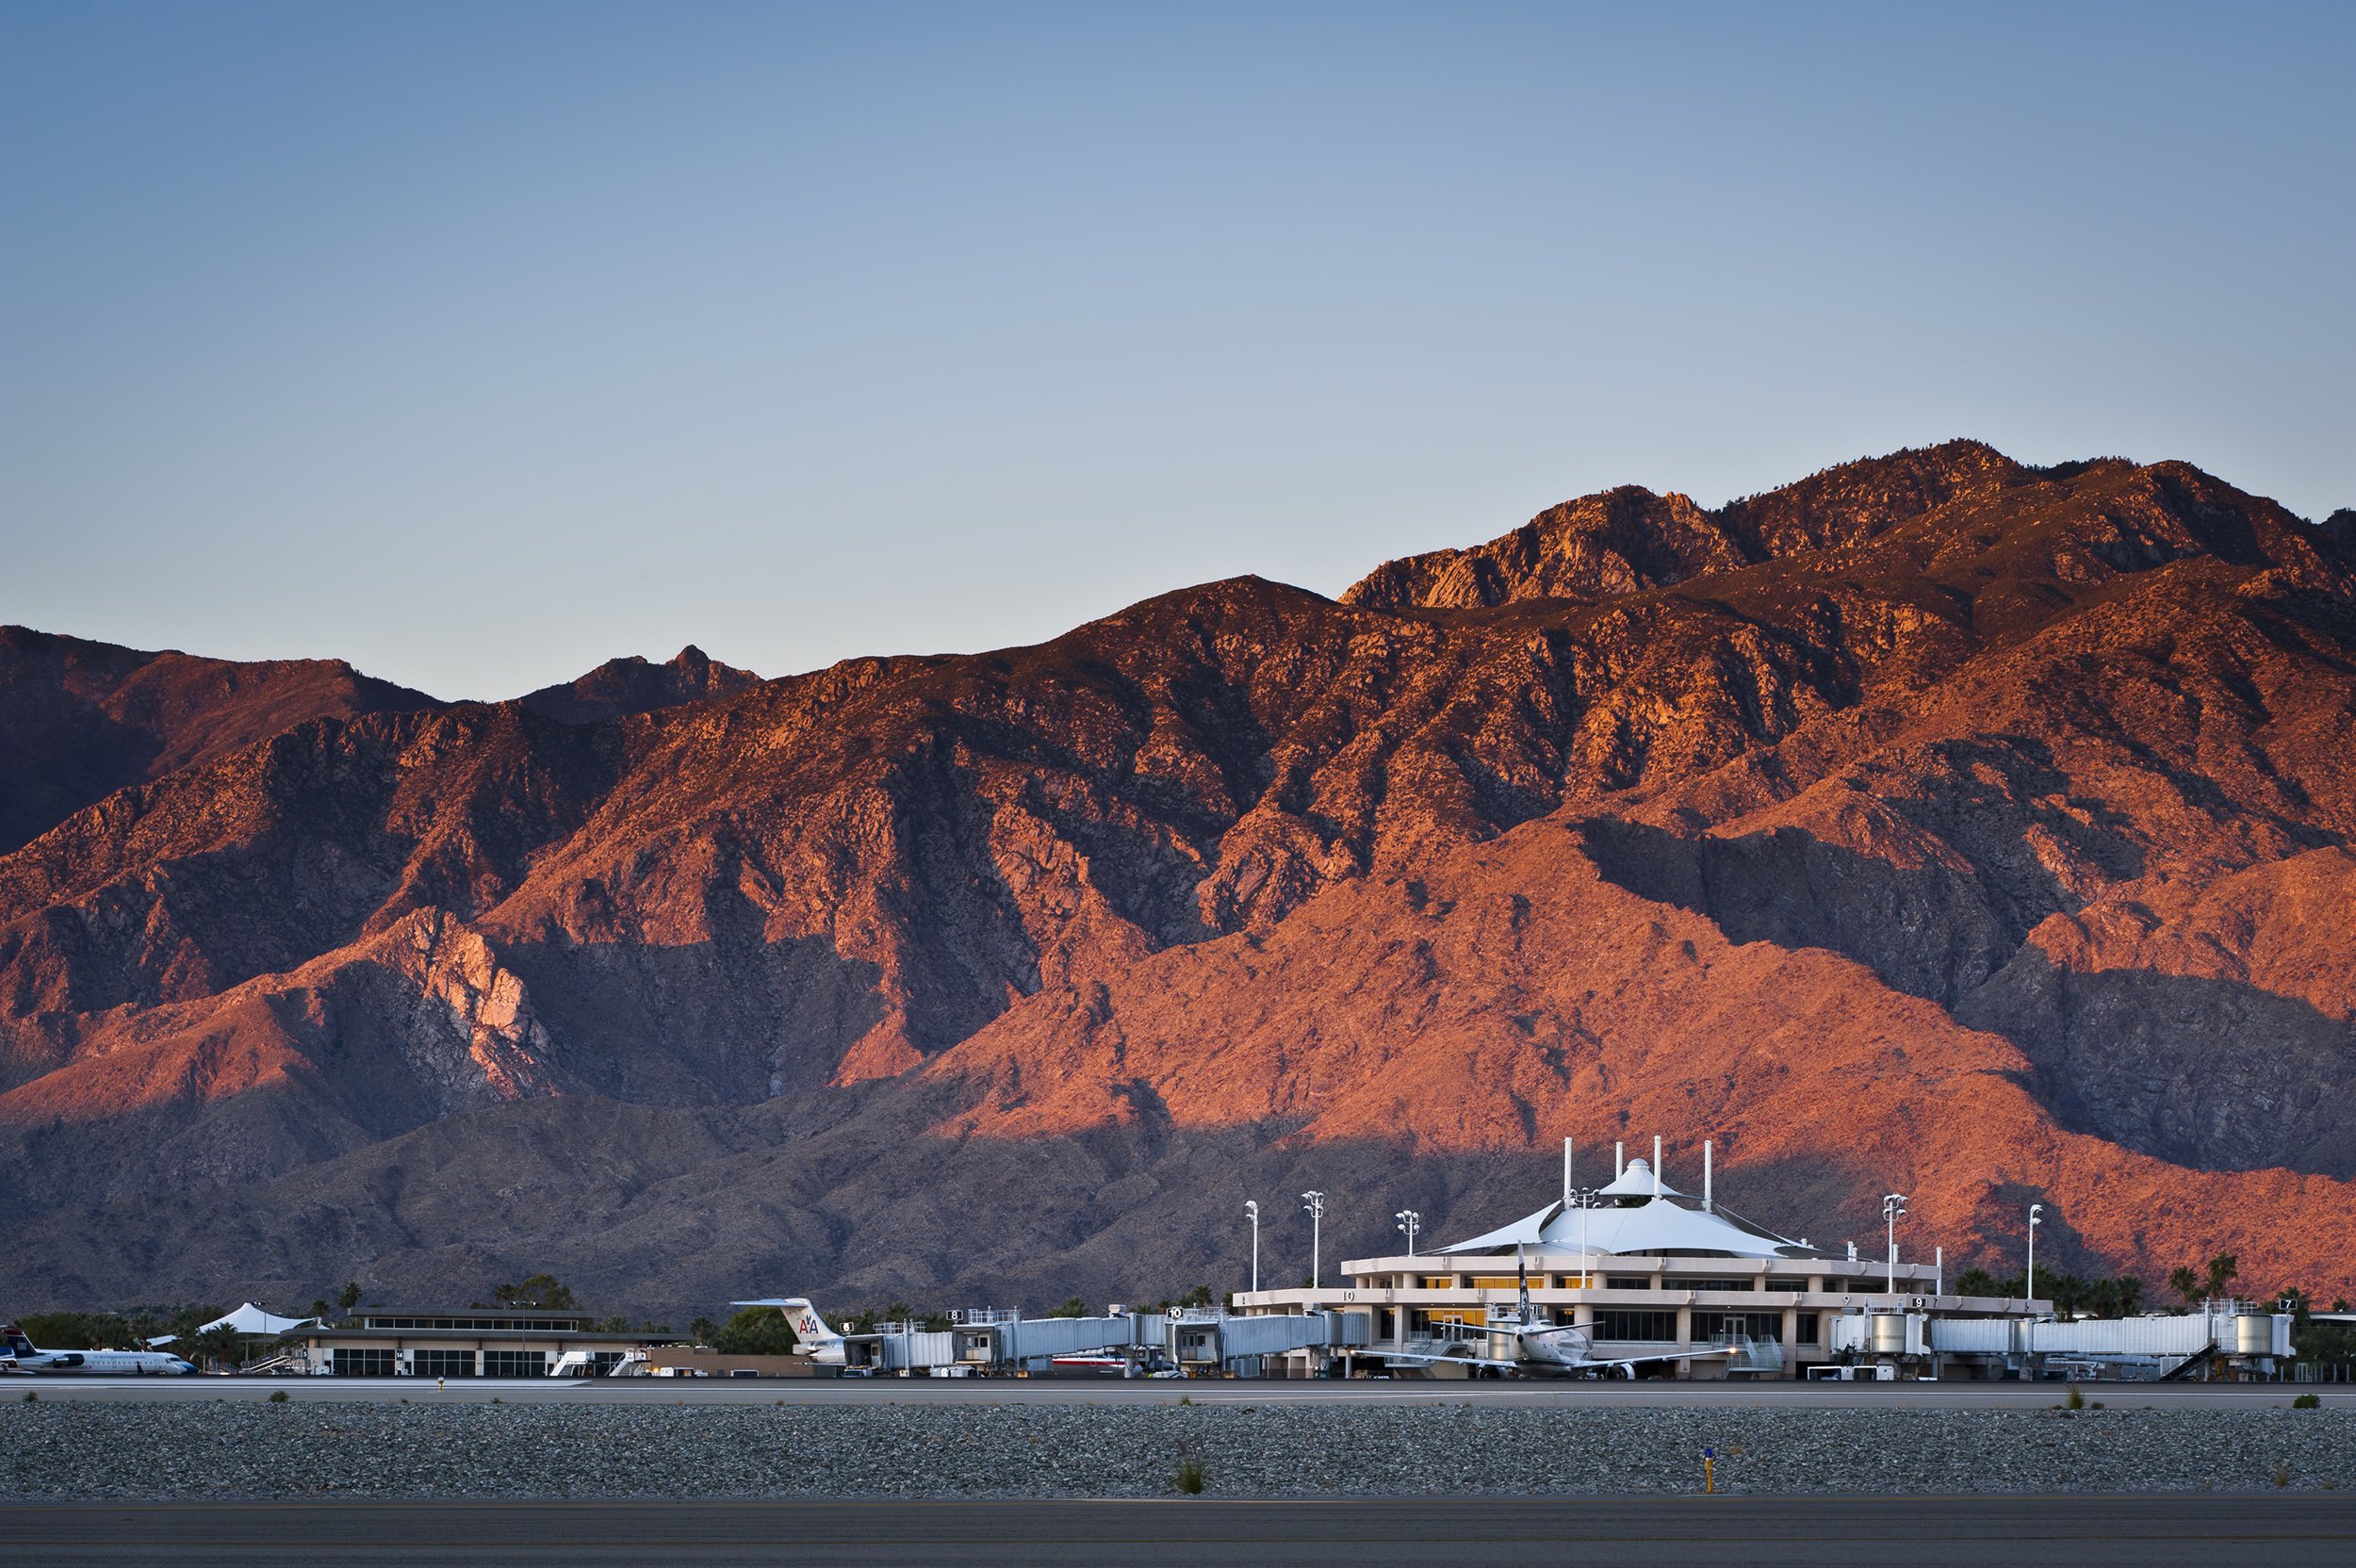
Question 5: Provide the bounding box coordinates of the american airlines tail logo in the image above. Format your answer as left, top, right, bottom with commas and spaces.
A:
780, 1300, 840, 1346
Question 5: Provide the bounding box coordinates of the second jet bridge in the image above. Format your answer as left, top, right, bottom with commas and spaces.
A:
939, 1308, 1369, 1375
948, 1310, 1140, 1368
1169, 1309, 1371, 1369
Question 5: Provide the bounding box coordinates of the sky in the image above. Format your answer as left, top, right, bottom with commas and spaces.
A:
5, 2, 2350, 701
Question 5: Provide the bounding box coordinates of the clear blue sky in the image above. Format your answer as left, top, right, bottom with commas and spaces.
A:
5, 3, 2348, 700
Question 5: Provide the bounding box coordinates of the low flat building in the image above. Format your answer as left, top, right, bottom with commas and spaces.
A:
276, 1308, 662, 1378
641, 1346, 837, 1378
1237, 1145, 2046, 1379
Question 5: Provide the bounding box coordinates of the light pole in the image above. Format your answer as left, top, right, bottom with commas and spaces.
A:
1301, 1190, 1325, 1290
1395, 1209, 1420, 1255
1882, 1193, 1908, 1298
1569, 1186, 1598, 1288
2026, 1202, 2043, 1309
1244, 1200, 1260, 1294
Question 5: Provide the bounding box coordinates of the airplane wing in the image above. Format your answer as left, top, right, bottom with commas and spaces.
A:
1376, 1348, 1523, 1371
1581, 1346, 1737, 1369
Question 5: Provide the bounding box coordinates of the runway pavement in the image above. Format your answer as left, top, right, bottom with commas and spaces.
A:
5, 1494, 2352, 1566
10, 1374, 2339, 1409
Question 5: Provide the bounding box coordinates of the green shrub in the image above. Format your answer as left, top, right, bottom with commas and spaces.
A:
1173, 1454, 1205, 1494
267, 1390, 288, 1403
2293, 1393, 2322, 1410
710, 1306, 802, 1357
2064, 1385, 2085, 1410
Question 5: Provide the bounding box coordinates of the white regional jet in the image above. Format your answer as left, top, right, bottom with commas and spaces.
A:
1382, 1250, 1737, 1380
2, 1324, 197, 1376
728, 1298, 846, 1365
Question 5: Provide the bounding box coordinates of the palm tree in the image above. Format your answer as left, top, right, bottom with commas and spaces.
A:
2168, 1265, 2201, 1308
188, 1324, 244, 1372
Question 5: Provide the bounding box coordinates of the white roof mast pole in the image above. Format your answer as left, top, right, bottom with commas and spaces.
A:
1704, 1140, 1713, 1214
1562, 1136, 1572, 1213
1614, 1141, 1624, 1179
1652, 1136, 1662, 1200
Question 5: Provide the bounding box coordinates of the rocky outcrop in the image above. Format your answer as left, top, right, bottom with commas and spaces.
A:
517, 645, 761, 724
2, 444, 2354, 1316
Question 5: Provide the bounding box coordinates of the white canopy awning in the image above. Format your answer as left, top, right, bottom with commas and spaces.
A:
1440, 1196, 1820, 1260
1597, 1157, 1684, 1200
199, 1302, 315, 1337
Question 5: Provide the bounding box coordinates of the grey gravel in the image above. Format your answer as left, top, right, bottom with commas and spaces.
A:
4, 1400, 2351, 1499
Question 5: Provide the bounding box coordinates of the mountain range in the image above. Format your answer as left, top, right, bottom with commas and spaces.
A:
5, 440, 2353, 1318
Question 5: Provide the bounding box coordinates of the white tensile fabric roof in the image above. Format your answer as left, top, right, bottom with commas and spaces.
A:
1439, 1196, 1814, 1260
1595, 1157, 1685, 1200
199, 1302, 316, 1337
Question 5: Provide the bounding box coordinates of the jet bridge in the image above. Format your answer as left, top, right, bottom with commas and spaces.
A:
1829, 1303, 2293, 1380
947, 1309, 1145, 1369
939, 1308, 1369, 1375
1165, 1309, 1371, 1370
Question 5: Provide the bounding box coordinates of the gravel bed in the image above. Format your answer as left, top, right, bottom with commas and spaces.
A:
4, 1399, 2351, 1499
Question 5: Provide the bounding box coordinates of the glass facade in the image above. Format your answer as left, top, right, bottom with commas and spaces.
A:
1592, 1310, 1678, 1342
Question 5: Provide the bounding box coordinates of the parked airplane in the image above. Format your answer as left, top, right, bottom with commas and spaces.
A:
1385, 1316, 1736, 1378
728, 1298, 847, 1365
1380, 1249, 1738, 1379
1, 1325, 197, 1376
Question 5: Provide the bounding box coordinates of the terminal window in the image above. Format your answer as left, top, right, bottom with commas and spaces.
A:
1665, 1278, 1749, 1293
414, 1350, 475, 1378
1796, 1313, 1821, 1345
1692, 1312, 1783, 1341
330, 1348, 398, 1377
482, 1351, 548, 1378
1605, 1277, 1652, 1291
1592, 1310, 1678, 1342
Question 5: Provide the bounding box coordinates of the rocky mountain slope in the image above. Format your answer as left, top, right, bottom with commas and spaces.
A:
0, 627, 438, 856
4, 441, 2352, 1318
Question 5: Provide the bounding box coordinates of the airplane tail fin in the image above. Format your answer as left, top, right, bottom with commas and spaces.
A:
777, 1298, 843, 1349
728, 1297, 848, 1362
0, 1325, 35, 1359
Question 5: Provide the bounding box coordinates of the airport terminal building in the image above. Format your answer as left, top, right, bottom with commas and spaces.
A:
270, 1308, 653, 1378
1235, 1145, 2048, 1379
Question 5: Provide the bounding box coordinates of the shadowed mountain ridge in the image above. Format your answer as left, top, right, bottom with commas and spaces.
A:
4, 442, 2354, 1315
